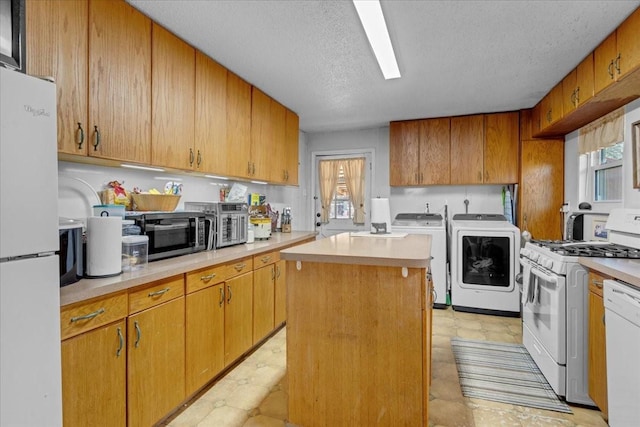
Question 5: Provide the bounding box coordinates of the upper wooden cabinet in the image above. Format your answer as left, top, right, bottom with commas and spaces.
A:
450, 115, 484, 185
195, 51, 228, 175
539, 82, 564, 130
562, 53, 595, 114
226, 71, 252, 178
484, 112, 519, 184
88, 0, 152, 163
389, 118, 450, 186
151, 23, 195, 170
26, 0, 89, 156
595, 8, 640, 94
284, 109, 300, 185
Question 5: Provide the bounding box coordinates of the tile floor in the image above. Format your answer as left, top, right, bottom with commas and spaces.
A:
165, 308, 609, 427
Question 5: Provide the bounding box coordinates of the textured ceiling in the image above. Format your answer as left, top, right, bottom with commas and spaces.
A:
127, 0, 640, 133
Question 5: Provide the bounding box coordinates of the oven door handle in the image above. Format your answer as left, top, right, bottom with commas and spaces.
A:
531, 266, 558, 286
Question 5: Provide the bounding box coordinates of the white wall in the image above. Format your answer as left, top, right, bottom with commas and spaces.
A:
564, 98, 640, 212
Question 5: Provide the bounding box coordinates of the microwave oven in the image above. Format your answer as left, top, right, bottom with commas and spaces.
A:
184, 201, 248, 248
125, 211, 206, 261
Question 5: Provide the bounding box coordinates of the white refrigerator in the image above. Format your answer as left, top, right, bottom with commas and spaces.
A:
0, 67, 62, 426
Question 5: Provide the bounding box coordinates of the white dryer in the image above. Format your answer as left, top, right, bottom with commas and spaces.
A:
392, 213, 448, 308
449, 213, 520, 316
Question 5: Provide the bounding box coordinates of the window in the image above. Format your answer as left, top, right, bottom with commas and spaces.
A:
329, 165, 354, 220
584, 142, 623, 202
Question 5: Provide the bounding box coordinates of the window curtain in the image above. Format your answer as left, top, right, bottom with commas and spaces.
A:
318, 160, 341, 223
579, 107, 624, 154
342, 157, 366, 224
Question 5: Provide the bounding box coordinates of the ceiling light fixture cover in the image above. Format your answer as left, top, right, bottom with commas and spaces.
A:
353, 0, 401, 80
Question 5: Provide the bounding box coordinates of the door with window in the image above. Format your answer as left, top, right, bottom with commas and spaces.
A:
312, 153, 372, 237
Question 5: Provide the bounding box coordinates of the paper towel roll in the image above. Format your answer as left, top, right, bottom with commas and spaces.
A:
86, 216, 122, 277
370, 198, 391, 234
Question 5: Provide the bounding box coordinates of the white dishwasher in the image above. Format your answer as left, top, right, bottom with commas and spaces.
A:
604, 279, 640, 427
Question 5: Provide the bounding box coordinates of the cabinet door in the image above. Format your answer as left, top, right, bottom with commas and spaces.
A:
450, 115, 484, 185
284, 109, 300, 185
562, 69, 578, 115
484, 112, 519, 184
26, 0, 88, 155
61, 320, 126, 427
269, 99, 287, 183
594, 32, 617, 94
519, 139, 564, 240
128, 297, 185, 427
274, 260, 287, 326
185, 284, 225, 397
389, 121, 420, 186
616, 8, 640, 79
250, 87, 273, 181
88, 0, 151, 163
576, 53, 595, 107
253, 264, 275, 344
226, 72, 252, 178
195, 51, 227, 175
224, 272, 254, 365
419, 118, 450, 185
588, 289, 608, 415
151, 23, 195, 170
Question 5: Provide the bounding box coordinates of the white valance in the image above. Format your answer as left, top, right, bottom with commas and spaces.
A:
578, 108, 624, 155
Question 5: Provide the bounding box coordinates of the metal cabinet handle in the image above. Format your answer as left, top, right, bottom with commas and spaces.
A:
93, 125, 101, 151
76, 122, 85, 149
70, 308, 105, 323
592, 280, 603, 288
219, 287, 225, 307
276, 265, 281, 279
614, 53, 621, 75
134, 321, 141, 348
271, 266, 276, 280
575, 87, 580, 105
227, 285, 232, 304
608, 60, 615, 79
197, 150, 202, 167
148, 287, 170, 297
261, 255, 272, 264
116, 327, 124, 357
189, 148, 195, 166
247, 161, 251, 175
602, 313, 606, 325
234, 263, 246, 272
201, 273, 216, 282
252, 163, 256, 175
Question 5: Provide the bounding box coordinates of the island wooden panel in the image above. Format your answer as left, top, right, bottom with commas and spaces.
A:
287, 261, 428, 426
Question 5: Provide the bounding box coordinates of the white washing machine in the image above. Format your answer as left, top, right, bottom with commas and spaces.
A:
392, 213, 448, 308
449, 213, 520, 316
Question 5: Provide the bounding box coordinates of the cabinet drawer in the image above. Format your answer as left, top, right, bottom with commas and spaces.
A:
588, 271, 610, 297
61, 292, 128, 340
129, 275, 185, 314
253, 251, 280, 268
185, 257, 253, 294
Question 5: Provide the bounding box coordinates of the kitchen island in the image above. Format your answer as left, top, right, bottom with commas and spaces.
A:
280, 233, 433, 427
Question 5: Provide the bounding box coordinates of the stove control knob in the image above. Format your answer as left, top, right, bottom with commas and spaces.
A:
521, 248, 530, 258
530, 252, 539, 262
542, 258, 553, 269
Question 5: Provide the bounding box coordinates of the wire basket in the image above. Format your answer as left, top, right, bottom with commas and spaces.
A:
131, 194, 181, 211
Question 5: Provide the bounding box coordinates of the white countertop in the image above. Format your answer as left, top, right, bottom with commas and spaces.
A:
280, 232, 432, 268
579, 257, 640, 290
61, 231, 316, 307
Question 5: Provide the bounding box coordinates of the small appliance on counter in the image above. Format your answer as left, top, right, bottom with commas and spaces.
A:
251, 217, 272, 240
122, 235, 148, 272
58, 218, 84, 287
282, 207, 292, 233
85, 216, 122, 278
184, 201, 248, 248
125, 211, 207, 261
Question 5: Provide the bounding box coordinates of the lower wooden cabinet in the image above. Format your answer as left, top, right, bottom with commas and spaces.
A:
128, 297, 185, 427
185, 283, 225, 397
61, 320, 127, 427
253, 263, 276, 344
588, 271, 608, 416
224, 272, 254, 365
274, 259, 287, 326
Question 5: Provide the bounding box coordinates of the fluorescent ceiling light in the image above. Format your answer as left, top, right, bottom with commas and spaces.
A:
250, 180, 268, 185
353, 0, 401, 80
121, 163, 165, 172
205, 175, 229, 180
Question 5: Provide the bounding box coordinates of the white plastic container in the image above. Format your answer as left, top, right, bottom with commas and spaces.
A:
122, 235, 148, 272
93, 204, 125, 218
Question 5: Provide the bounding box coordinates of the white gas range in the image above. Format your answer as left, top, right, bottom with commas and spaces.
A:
519, 208, 640, 405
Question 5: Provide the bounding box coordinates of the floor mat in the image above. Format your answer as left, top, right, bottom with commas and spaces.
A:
450, 337, 572, 413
